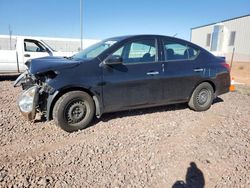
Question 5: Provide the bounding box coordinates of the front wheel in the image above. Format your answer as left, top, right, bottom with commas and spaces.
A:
53, 91, 95, 132
188, 82, 214, 111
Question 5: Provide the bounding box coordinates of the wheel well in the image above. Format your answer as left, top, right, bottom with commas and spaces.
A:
204, 80, 216, 92
189, 80, 216, 101
49, 87, 95, 120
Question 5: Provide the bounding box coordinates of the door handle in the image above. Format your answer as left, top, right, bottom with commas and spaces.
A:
193, 68, 204, 72
147, 71, 159, 76
24, 54, 30, 57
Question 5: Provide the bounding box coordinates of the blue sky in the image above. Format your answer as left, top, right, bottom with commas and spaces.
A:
0, 0, 250, 40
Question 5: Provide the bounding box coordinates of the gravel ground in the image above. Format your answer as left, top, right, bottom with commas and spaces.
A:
0, 76, 249, 187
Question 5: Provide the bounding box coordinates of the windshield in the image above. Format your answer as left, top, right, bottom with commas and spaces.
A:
72, 40, 118, 60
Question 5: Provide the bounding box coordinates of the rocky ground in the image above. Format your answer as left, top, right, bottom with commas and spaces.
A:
0, 76, 249, 187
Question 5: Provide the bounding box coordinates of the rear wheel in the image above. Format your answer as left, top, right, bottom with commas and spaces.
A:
53, 91, 95, 132
188, 82, 214, 111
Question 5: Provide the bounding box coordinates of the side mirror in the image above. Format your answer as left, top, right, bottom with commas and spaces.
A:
105, 55, 123, 65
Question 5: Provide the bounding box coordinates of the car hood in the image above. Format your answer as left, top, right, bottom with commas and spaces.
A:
53, 51, 77, 57
27, 56, 81, 74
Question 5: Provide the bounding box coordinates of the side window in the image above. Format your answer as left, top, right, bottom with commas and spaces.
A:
112, 46, 124, 56
111, 39, 156, 64
163, 40, 198, 61
24, 40, 47, 52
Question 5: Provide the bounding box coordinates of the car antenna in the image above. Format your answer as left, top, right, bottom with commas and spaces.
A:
173, 33, 178, 37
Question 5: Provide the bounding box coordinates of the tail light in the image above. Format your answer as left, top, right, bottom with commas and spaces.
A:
221, 62, 230, 72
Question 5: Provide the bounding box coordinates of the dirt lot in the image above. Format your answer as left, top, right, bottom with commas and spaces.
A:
230, 62, 250, 85
0, 76, 249, 187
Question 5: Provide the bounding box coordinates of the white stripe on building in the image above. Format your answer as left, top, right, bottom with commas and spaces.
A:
0, 35, 100, 52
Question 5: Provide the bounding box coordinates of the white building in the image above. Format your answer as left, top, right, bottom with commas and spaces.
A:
0, 35, 100, 52
191, 14, 250, 62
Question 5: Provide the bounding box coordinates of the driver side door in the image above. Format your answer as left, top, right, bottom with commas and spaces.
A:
102, 38, 163, 113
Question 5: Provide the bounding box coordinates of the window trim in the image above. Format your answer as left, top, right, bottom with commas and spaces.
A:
24, 39, 47, 53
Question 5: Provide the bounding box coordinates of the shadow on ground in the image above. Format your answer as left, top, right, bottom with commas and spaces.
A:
0, 74, 20, 81
99, 96, 223, 123
34, 96, 224, 127
172, 162, 205, 188
98, 103, 187, 123
212, 97, 224, 104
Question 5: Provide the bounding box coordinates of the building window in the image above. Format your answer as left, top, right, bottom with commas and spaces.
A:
206, 33, 211, 47
229, 31, 236, 46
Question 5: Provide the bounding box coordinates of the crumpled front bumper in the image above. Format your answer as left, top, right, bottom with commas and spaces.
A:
14, 70, 36, 90
13, 71, 27, 87
17, 86, 39, 121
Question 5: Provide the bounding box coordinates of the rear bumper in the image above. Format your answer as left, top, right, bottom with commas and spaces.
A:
216, 86, 230, 97
214, 72, 231, 97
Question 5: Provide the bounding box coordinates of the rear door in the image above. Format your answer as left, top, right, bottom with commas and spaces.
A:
161, 37, 204, 102
102, 37, 163, 112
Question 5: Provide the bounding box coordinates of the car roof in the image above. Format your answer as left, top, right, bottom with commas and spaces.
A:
103, 34, 205, 52
106, 34, 194, 45
106, 34, 175, 41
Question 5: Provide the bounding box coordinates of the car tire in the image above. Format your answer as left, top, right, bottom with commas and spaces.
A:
53, 91, 95, 132
188, 82, 214, 111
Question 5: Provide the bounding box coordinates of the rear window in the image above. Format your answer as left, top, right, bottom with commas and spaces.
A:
163, 40, 199, 61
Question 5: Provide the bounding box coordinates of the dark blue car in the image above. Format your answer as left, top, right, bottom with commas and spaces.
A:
14, 35, 230, 132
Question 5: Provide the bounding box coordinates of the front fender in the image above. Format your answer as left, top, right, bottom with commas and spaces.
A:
46, 90, 59, 121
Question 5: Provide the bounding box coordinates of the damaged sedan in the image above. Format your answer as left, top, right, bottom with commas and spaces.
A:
14, 35, 230, 132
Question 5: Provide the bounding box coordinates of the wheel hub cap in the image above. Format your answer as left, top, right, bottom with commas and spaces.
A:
197, 89, 209, 105
66, 101, 86, 124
